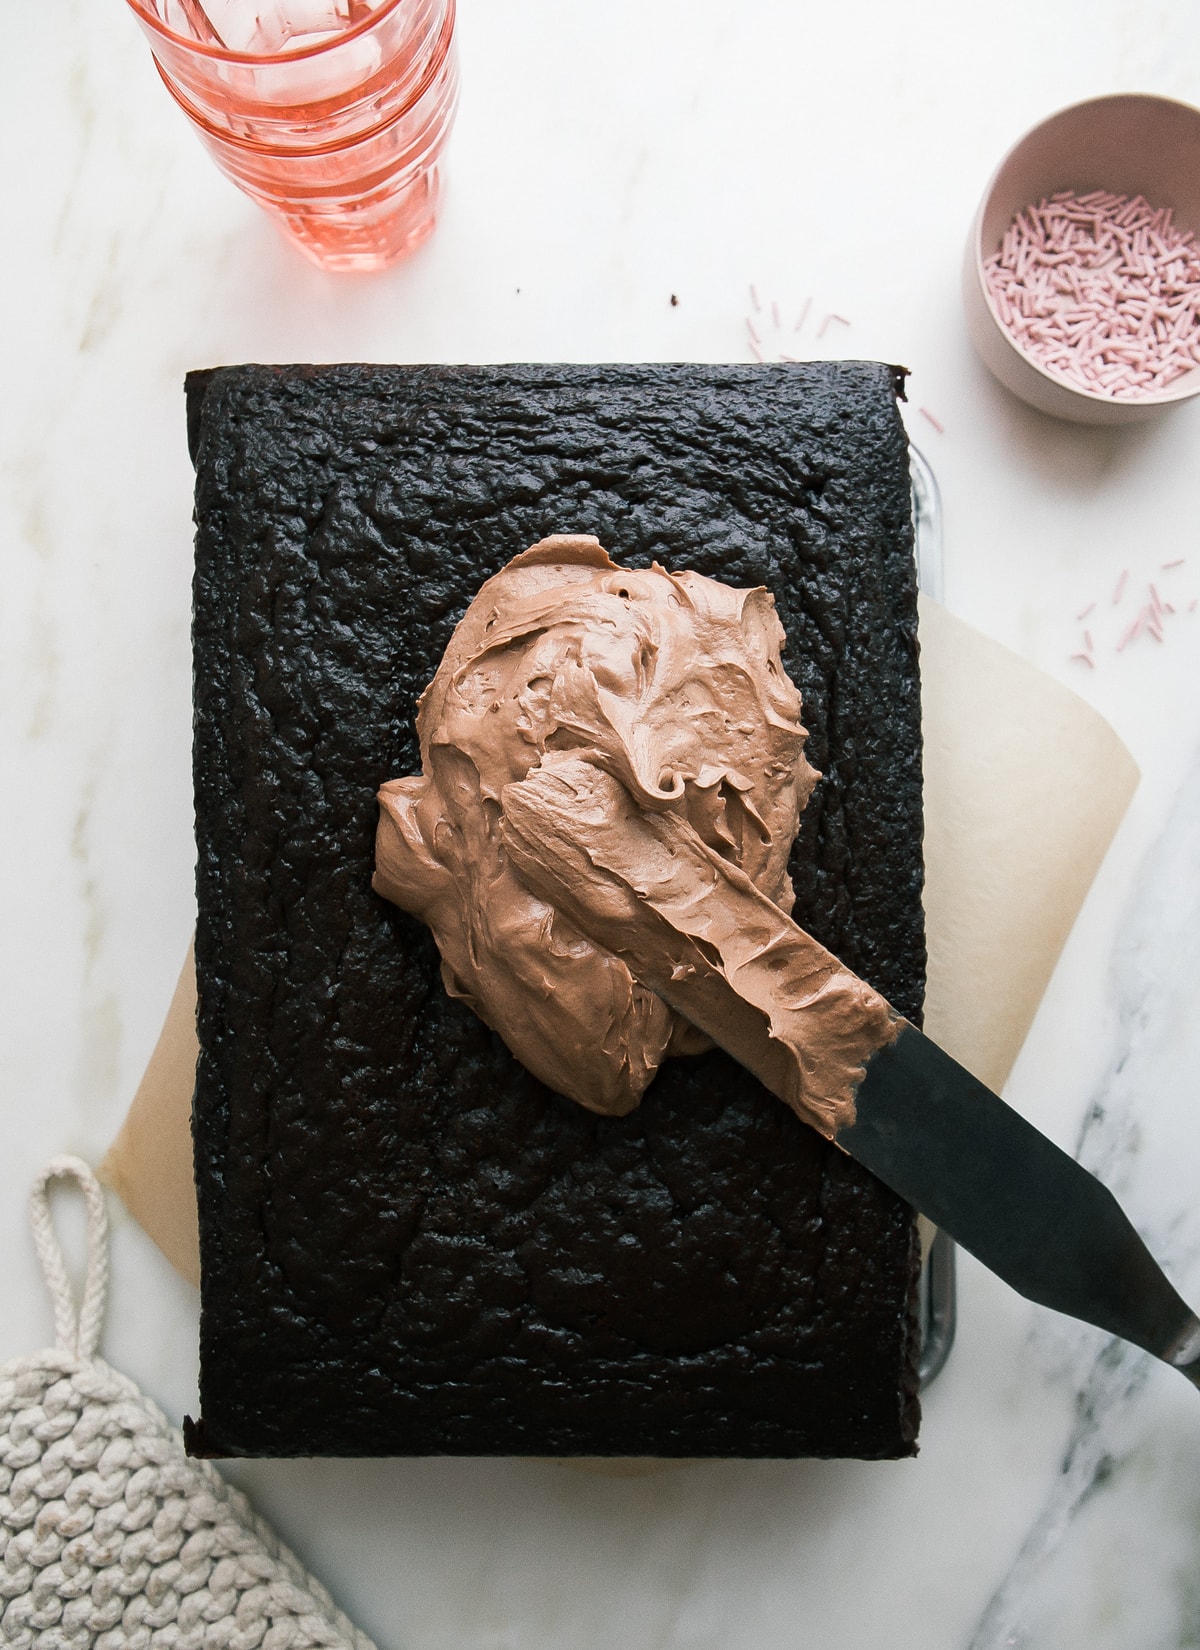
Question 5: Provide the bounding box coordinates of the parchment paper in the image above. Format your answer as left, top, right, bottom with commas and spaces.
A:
99, 598, 1140, 1288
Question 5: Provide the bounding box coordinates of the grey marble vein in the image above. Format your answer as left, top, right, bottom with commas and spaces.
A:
967, 741, 1200, 1650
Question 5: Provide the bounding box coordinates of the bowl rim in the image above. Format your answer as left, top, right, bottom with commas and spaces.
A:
970, 91, 1200, 410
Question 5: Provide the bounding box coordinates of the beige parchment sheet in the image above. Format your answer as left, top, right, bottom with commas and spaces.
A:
98, 597, 1140, 1290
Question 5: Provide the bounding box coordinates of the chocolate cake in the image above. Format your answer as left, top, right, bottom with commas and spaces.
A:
186, 362, 926, 1460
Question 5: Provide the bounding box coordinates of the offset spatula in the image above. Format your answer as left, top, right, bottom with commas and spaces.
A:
501, 758, 1200, 1392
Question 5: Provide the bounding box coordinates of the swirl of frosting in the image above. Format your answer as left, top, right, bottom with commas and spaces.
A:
374, 534, 819, 1115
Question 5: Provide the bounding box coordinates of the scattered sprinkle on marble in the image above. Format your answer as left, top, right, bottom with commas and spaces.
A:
739, 284, 941, 445
1070, 558, 1195, 666
984, 191, 1200, 400
741, 283, 835, 359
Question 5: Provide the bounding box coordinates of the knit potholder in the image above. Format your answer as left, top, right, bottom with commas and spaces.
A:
0, 1157, 379, 1650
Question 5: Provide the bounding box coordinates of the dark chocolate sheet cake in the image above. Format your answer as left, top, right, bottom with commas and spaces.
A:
186, 362, 925, 1460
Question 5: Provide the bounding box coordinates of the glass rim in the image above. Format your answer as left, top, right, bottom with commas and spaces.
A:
123, 0, 422, 65
152, 1, 455, 155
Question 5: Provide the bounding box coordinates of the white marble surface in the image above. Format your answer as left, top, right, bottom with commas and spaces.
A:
4, 1, 1200, 1645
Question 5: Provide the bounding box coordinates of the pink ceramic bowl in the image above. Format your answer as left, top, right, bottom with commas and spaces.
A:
964, 93, 1200, 425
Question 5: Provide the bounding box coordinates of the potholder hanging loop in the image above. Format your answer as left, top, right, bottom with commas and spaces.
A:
27, 1155, 110, 1362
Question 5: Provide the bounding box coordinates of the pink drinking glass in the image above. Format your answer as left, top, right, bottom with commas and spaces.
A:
123, 0, 459, 272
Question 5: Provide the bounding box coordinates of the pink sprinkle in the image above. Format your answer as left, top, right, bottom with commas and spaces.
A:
1162, 557, 1186, 569
1113, 569, 1128, 604
1084, 629, 1094, 651
794, 297, 812, 331
982, 190, 1200, 400
817, 312, 851, 340
1116, 612, 1143, 650
772, 301, 782, 329
746, 317, 761, 345
918, 406, 945, 434
1190, 598, 1198, 612
1076, 600, 1096, 620
750, 284, 761, 313
779, 353, 804, 363
1069, 652, 1096, 668
1149, 582, 1163, 613
748, 339, 765, 363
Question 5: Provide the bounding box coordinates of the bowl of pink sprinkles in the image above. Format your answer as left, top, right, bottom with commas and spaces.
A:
965, 94, 1200, 424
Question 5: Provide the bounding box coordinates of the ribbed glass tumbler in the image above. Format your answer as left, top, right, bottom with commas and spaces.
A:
123, 0, 459, 271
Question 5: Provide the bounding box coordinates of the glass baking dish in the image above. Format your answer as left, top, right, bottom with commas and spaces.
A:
911, 443, 956, 1389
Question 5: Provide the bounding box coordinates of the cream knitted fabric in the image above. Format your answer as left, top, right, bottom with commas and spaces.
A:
0, 1157, 379, 1650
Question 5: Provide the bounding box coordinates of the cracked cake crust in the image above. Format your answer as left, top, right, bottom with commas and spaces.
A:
186, 361, 924, 1460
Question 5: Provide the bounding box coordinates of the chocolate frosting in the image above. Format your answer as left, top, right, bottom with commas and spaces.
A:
501, 758, 900, 1138
374, 534, 819, 1115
